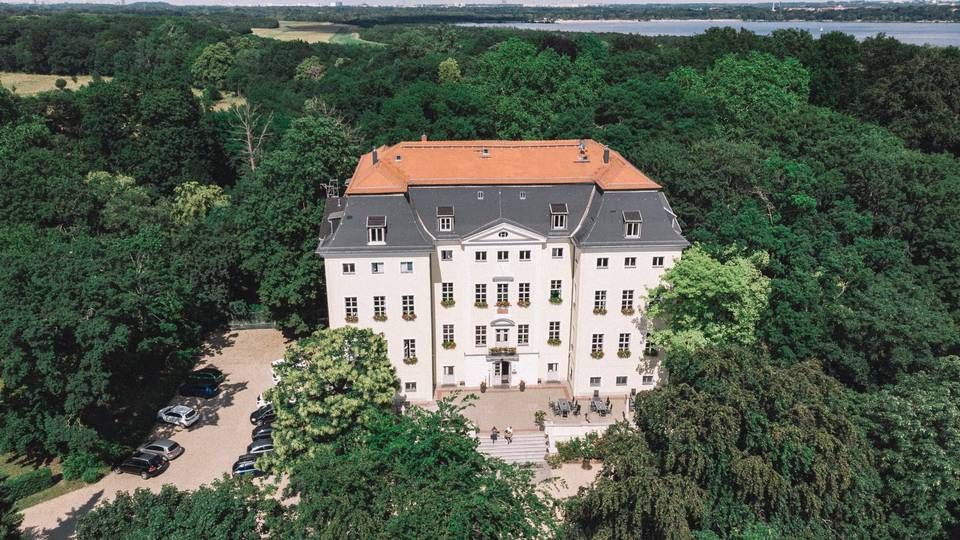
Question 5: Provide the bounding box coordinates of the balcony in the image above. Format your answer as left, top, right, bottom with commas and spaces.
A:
487, 346, 517, 357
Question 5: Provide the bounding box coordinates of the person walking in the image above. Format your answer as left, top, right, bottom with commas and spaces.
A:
505, 425, 514, 444
490, 426, 499, 444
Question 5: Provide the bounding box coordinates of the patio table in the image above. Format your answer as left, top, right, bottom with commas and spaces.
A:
557, 398, 572, 416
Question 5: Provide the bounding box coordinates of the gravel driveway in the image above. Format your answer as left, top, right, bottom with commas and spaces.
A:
19, 329, 287, 540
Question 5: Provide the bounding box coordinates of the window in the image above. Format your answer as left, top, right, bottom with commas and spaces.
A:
591, 334, 604, 353
497, 250, 509, 262
548, 321, 560, 341
475, 325, 487, 346
519, 191, 526, 200
623, 210, 642, 239
404, 381, 417, 392
443, 365, 454, 376
374, 296, 385, 317
550, 203, 568, 230
400, 261, 413, 273
622, 290, 634, 310
547, 363, 558, 373
442, 324, 454, 343
519, 250, 531, 261
596, 257, 609, 269
402, 295, 415, 315
590, 377, 601, 387
518, 324, 529, 345
403, 339, 416, 359
498, 231, 508, 238
550, 280, 562, 299
438, 217, 453, 232
652, 256, 665, 268
552, 247, 564, 258
625, 222, 641, 238
441, 282, 454, 302
624, 256, 637, 268
552, 213, 567, 229
475, 284, 486, 304
475, 251, 487, 262
342, 263, 355, 274
495, 328, 509, 343
619, 333, 630, 352
594, 290, 607, 310
371, 262, 384, 274
644, 333, 657, 356
497, 283, 509, 304
344, 297, 357, 317
368, 227, 385, 244
477, 190, 485, 200
440, 250, 453, 261
616, 376, 628, 386
642, 375, 654, 385
518, 283, 530, 303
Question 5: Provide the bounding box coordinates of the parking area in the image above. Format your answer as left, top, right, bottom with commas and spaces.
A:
19, 329, 286, 540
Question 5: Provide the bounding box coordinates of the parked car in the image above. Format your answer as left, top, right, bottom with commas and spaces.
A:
251, 423, 274, 439
186, 367, 225, 386
157, 405, 200, 427
114, 452, 168, 479
231, 454, 265, 478
178, 382, 221, 398
249, 404, 275, 425
137, 439, 184, 461
246, 436, 274, 455
271, 359, 284, 385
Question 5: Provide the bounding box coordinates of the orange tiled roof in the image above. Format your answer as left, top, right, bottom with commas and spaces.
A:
344, 139, 660, 195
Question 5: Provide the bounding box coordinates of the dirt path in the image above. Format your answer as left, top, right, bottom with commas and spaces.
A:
19, 329, 286, 539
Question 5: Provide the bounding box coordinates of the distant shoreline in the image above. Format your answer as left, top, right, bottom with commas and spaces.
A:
548, 18, 956, 25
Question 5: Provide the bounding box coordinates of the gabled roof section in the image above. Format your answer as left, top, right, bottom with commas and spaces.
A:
345, 139, 660, 195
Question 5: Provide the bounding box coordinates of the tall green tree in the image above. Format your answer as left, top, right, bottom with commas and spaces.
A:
191, 42, 234, 90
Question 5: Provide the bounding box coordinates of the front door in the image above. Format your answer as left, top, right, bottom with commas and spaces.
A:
494, 360, 511, 385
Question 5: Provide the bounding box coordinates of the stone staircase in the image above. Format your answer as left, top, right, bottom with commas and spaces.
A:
477, 431, 548, 464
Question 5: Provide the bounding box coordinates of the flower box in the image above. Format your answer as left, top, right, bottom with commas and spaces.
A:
621, 307, 635, 316
403, 356, 418, 365
402, 312, 417, 321
474, 301, 488, 309
488, 346, 517, 356
373, 313, 387, 322
441, 299, 456, 308
495, 300, 511, 308
549, 296, 562, 305
591, 350, 605, 359
344, 314, 359, 323
547, 338, 561, 346
516, 300, 531, 308
593, 307, 607, 315
442, 340, 456, 350
617, 349, 631, 359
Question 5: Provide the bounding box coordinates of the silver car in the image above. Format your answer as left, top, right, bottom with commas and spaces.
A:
137, 439, 184, 461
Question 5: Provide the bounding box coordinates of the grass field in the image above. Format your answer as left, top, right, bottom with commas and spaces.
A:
190, 88, 247, 112
252, 20, 380, 46
0, 454, 101, 510
0, 72, 108, 95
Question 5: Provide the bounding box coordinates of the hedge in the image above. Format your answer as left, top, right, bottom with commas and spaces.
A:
4, 468, 54, 501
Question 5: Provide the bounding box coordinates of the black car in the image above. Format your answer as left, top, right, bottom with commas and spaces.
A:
231, 454, 265, 478
186, 367, 225, 386
249, 404, 275, 425
114, 452, 168, 479
178, 382, 221, 398
251, 423, 274, 439
247, 435, 274, 455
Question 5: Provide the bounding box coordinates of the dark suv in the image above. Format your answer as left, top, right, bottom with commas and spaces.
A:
114, 452, 168, 479
249, 404, 275, 425
186, 367, 225, 386
178, 382, 221, 398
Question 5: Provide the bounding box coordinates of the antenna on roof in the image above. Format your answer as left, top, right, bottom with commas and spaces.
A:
603, 146, 610, 164
578, 139, 586, 153
371, 147, 379, 165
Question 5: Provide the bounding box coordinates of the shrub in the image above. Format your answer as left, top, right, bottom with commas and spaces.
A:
554, 432, 602, 463
54, 78, 67, 90
62, 451, 103, 481
4, 468, 54, 500
81, 468, 104, 484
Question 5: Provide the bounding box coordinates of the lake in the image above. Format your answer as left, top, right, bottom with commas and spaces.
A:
462, 20, 960, 47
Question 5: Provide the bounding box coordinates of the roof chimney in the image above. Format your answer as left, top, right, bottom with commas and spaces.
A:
371, 146, 378, 165
420, 134, 427, 142
603, 146, 610, 164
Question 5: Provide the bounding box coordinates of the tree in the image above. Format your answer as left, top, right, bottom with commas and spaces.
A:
0, 478, 20, 540
190, 42, 234, 90
279, 398, 557, 539
171, 181, 229, 225
264, 327, 399, 469
646, 245, 770, 356
227, 101, 273, 173
702, 51, 810, 125
293, 56, 325, 82
438, 57, 461, 84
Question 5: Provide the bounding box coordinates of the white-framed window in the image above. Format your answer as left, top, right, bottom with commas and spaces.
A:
644, 333, 656, 356
405, 381, 417, 392
624, 256, 637, 268
441, 282, 453, 302
442, 324, 454, 343
368, 227, 385, 244
652, 256, 664, 268
344, 297, 357, 317
519, 191, 526, 200
475, 251, 487, 262
342, 263, 355, 274
402, 295, 414, 315
403, 339, 416, 359
477, 190, 485, 200
475, 325, 487, 346
552, 213, 567, 230
371, 262, 384, 274
518, 324, 529, 345
495, 328, 509, 343
497, 250, 509, 262
616, 376, 628, 386
438, 217, 453, 232
475, 284, 486, 304
518, 283, 530, 303
625, 222, 641, 238
594, 290, 607, 310
547, 362, 558, 373
519, 250, 531, 261
440, 250, 453, 261
400, 261, 414, 273
589, 377, 601, 387
443, 365, 454, 376
373, 296, 385, 317
642, 375, 654, 385
622, 290, 634, 310
550, 280, 562, 298
551, 247, 563, 258
497, 283, 509, 304
619, 333, 630, 351
591, 334, 604, 353
548, 321, 560, 341
596, 257, 609, 269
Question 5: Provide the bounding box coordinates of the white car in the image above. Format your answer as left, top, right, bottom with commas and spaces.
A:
157, 405, 200, 427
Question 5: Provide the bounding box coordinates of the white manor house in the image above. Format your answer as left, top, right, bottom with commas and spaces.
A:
317, 139, 688, 402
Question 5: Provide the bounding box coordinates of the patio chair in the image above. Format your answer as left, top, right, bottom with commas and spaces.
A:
574, 404, 581, 416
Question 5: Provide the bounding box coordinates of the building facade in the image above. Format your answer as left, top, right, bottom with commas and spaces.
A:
317, 140, 688, 402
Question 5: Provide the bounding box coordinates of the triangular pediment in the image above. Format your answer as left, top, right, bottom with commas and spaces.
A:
463, 220, 546, 244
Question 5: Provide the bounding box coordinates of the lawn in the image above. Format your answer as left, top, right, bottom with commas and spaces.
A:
252, 20, 380, 46
0, 72, 108, 95
0, 454, 104, 510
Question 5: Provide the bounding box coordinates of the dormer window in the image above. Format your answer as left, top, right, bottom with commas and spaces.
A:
550, 203, 568, 230
623, 211, 642, 239
477, 191, 485, 200
437, 206, 454, 232
367, 215, 386, 245
481, 147, 490, 157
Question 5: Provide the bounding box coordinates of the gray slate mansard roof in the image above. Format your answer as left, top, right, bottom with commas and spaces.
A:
317, 186, 688, 253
